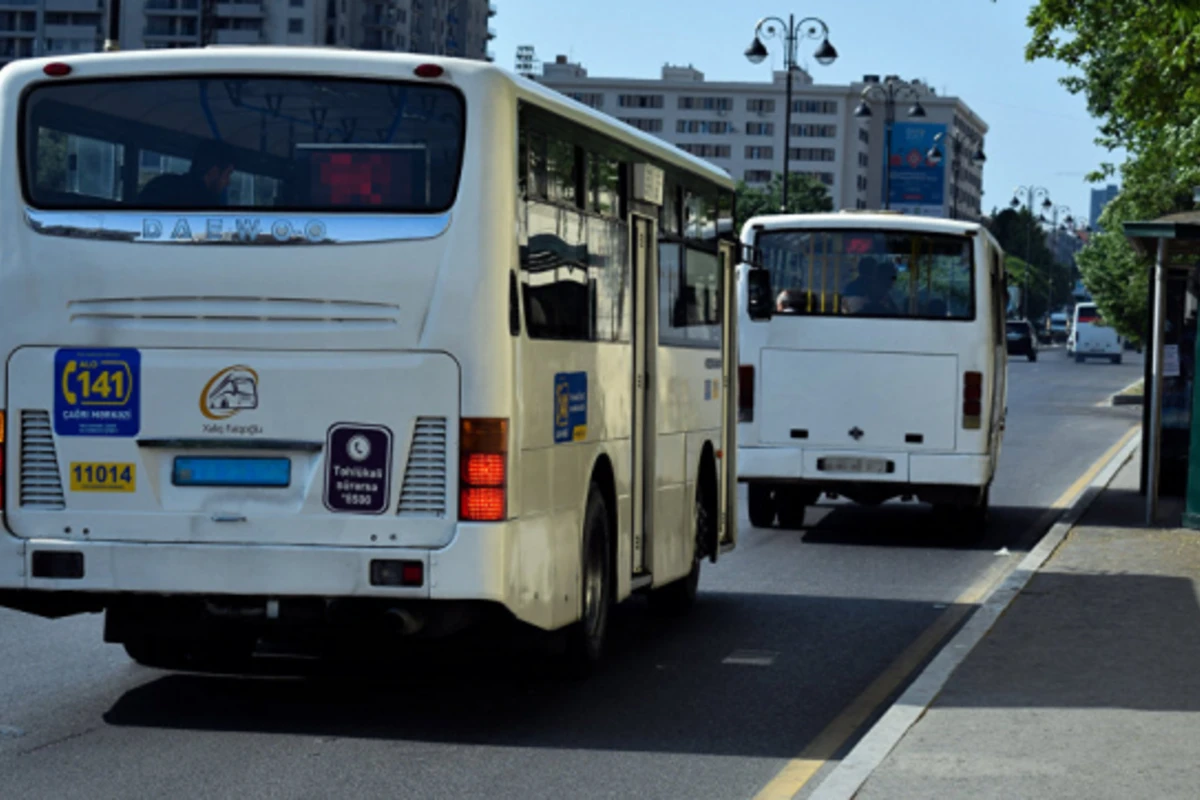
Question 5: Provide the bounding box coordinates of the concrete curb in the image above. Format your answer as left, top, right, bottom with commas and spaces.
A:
804, 431, 1142, 800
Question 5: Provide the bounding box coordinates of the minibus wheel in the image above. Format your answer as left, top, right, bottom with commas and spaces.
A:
777, 488, 818, 530
748, 483, 776, 528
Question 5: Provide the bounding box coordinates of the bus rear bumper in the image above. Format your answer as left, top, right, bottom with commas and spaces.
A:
0, 522, 556, 630
738, 447, 993, 488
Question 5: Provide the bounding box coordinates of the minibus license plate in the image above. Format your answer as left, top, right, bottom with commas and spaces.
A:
173, 457, 291, 488
820, 457, 888, 474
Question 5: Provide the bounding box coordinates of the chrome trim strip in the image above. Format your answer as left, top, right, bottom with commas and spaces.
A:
24, 209, 451, 245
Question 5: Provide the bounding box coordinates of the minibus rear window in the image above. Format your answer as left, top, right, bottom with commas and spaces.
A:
755, 228, 976, 320
22, 76, 465, 212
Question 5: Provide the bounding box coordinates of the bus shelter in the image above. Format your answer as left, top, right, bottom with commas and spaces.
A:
1123, 211, 1200, 525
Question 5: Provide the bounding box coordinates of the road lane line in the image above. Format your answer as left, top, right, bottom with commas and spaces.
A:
750, 425, 1141, 800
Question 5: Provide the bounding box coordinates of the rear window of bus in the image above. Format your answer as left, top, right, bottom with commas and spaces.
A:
755, 228, 975, 320
22, 76, 465, 212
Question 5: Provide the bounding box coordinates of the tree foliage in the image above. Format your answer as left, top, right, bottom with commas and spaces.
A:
734, 173, 833, 231
1024, 0, 1200, 343
985, 207, 1074, 321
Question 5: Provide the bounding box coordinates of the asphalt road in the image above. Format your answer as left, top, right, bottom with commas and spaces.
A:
0, 349, 1145, 800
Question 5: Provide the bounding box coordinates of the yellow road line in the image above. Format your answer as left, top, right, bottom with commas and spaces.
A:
751, 424, 1140, 800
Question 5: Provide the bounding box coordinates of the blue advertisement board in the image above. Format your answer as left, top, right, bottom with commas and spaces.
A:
886, 122, 946, 214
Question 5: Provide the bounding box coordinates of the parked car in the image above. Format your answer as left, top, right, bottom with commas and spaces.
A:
1006, 319, 1039, 361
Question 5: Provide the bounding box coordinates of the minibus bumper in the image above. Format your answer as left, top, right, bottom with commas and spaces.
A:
738, 447, 992, 488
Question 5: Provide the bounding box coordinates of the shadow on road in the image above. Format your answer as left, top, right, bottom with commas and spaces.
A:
101, 588, 956, 759
764, 500, 1056, 554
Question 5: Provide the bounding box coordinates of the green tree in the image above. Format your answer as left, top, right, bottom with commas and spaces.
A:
986, 207, 1074, 321
1023, 0, 1200, 340
734, 172, 833, 230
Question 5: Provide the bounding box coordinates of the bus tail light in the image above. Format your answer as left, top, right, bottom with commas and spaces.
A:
460, 418, 507, 522
738, 366, 754, 422
963, 372, 982, 430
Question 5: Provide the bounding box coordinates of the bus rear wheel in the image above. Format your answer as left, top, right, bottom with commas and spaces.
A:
563, 483, 613, 675
748, 483, 776, 528
777, 488, 818, 530
650, 467, 714, 615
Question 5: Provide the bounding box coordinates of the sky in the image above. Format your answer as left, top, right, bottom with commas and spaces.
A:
493, 0, 1122, 227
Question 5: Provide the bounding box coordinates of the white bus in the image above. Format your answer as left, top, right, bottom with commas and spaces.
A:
0, 48, 739, 672
1067, 302, 1123, 363
737, 213, 1007, 534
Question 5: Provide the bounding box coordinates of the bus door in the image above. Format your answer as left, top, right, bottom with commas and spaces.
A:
718, 237, 738, 555
631, 214, 657, 576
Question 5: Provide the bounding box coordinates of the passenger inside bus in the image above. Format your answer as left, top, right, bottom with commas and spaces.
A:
135, 140, 237, 207
843, 258, 899, 316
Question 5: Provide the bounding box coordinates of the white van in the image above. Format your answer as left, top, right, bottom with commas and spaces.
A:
1068, 303, 1122, 363
737, 213, 1008, 534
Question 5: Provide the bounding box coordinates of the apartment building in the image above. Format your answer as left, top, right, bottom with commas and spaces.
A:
536, 57, 988, 220
0, 0, 495, 64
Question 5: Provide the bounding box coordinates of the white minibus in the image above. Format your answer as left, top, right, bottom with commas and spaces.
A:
0, 48, 739, 672
737, 213, 1008, 533
1068, 302, 1123, 363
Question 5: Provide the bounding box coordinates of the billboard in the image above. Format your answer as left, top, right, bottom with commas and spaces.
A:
886, 122, 946, 216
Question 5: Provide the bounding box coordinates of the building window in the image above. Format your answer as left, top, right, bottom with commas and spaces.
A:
746, 121, 774, 136
676, 120, 730, 135
678, 143, 730, 158
792, 100, 838, 114
797, 171, 836, 186
744, 145, 774, 160
744, 169, 772, 183
790, 123, 837, 138
288, 18, 304, 33
678, 96, 733, 111
568, 92, 604, 109
619, 117, 663, 133
858, 152, 869, 167
858, 128, 870, 144
856, 175, 868, 191
618, 94, 664, 109
747, 98, 776, 113
789, 147, 836, 162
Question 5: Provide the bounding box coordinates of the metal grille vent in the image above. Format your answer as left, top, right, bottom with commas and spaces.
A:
397, 417, 448, 517
20, 410, 65, 509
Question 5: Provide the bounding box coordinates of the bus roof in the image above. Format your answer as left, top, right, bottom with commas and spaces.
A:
3, 47, 735, 193
742, 212, 990, 239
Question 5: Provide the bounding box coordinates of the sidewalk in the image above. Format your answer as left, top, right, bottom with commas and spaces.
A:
854, 451, 1200, 800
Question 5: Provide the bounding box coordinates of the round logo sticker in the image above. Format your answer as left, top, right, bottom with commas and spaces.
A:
346, 434, 372, 462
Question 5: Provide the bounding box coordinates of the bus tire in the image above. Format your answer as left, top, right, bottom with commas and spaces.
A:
777, 488, 816, 530
748, 483, 776, 528
124, 635, 254, 672
1112, 354, 1122, 365
649, 467, 713, 616
1028, 350, 1037, 362
1075, 354, 1085, 364
563, 483, 613, 675
937, 486, 990, 541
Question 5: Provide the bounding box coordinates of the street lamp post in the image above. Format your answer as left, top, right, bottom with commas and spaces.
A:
926, 130, 986, 220
1011, 186, 1052, 320
745, 15, 837, 213
1045, 204, 1074, 317
854, 78, 928, 210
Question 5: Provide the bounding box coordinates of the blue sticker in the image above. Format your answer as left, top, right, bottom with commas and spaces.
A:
553, 372, 588, 444
704, 379, 712, 401
54, 348, 141, 437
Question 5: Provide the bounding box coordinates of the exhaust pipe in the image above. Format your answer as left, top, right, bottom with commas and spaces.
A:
386, 607, 426, 636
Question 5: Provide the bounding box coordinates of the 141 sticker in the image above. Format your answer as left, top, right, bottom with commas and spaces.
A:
324, 423, 393, 514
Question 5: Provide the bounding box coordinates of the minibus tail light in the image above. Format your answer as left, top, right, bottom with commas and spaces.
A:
414, 63, 445, 79
460, 418, 507, 522
963, 372, 982, 430
738, 366, 754, 422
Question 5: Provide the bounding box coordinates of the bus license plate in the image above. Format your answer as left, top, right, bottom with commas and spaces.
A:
172, 457, 291, 488
70, 462, 136, 492
820, 457, 888, 474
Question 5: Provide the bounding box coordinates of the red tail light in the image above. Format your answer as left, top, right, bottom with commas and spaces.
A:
962, 372, 982, 430
460, 418, 507, 521
738, 365, 754, 422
